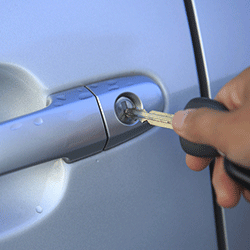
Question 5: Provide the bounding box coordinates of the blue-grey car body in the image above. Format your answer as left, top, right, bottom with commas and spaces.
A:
0, 0, 248, 249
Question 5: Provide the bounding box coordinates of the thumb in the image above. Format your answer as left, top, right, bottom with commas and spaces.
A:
172, 107, 230, 155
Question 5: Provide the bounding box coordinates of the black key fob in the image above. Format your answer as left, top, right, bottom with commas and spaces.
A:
179, 97, 228, 158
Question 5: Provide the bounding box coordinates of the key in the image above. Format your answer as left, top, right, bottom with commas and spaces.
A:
125, 97, 250, 192
124, 108, 174, 129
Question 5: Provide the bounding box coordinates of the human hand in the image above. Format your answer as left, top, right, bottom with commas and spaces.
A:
172, 67, 250, 208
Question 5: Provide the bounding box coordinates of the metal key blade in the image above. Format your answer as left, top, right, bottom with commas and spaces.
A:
125, 108, 174, 129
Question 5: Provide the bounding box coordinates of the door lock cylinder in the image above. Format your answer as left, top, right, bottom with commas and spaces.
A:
115, 96, 137, 125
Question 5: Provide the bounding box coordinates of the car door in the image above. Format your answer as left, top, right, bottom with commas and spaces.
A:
1, 1, 220, 249
193, 0, 250, 249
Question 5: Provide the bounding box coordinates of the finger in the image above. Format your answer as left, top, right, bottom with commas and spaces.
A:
186, 154, 212, 171
215, 67, 250, 110
173, 106, 250, 167
212, 157, 241, 208
242, 189, 250, 203
172, 108, 229, 151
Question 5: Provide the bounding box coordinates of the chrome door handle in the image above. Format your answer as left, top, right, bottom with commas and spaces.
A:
0, 87, 107, 175
0, 76, 164, 175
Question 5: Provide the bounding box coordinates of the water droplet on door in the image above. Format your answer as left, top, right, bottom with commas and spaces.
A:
10, 123, 22, 131
56, 94, 66, 100
54, 101, 63, 107
107, 79, 117, 85
79, 92, 92, 100
36, 206, 43, 213
77, 88, 84, 92
34, 117, 43, 126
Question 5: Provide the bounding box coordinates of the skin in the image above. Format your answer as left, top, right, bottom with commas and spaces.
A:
172, 67, 250, 208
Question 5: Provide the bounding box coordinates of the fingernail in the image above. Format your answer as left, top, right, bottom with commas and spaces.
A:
172, 109, 194, 130
217, 150, 226, 157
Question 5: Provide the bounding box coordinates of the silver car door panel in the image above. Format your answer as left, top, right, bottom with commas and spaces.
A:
193, 0, 250, 249
0, 1, 217, 249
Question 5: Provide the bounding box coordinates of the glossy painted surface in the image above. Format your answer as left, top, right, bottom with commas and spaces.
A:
193, 0, 249, 90
194, 0, 250, 249
0, 1, 217, 249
